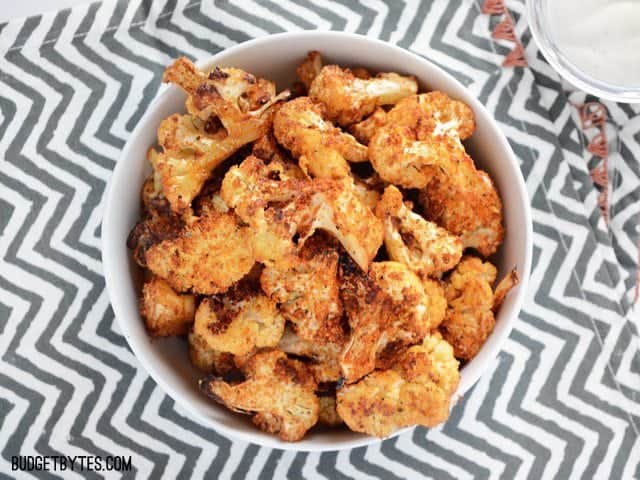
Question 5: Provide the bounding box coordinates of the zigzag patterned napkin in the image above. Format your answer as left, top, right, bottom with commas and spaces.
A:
0, 0, 638, 478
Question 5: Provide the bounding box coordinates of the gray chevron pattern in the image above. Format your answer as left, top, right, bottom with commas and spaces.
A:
1, 0, 639, 478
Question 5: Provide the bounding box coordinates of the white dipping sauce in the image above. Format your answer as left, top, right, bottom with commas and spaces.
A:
547, 0, 640, 87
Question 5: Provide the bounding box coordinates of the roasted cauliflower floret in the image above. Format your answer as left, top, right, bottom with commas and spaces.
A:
141, 167, 164, 209
352, 175, 381, 211
261, 237, 344, 343
201, 350, 319, 441
386, 92, 475, 140
440, 256, 517, 361
150, 114, 238, 213
127, 193, 185, 268
376, 186, 462, 278
370, 116, 503, 255
278, 326, 343, 383
365, 91, 500, 256
163, 57, 287, 118
140, 276, 195, 336
369, 124, 464, 189
158, 57, 289, 212
251, 132, 305, 179
309, 65, 417, 126
221, 156, 383, 271
418, 154, 504, 257
297, 178, 384, 271
337, 333, 459, 437
349, 107, 388, 145
422, 278, 448, 329
145, 212, 255, 294
493, 269, 519, 313
296, 50, 323, 90
318, 395, 343, 426
339, 260, 437, 383
188, 329, 236, 375
273, 97, 367, 179
220, 155, 307, 268
193, 282, 285, 356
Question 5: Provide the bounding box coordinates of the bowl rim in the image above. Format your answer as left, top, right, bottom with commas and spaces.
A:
102, 30, 533, 452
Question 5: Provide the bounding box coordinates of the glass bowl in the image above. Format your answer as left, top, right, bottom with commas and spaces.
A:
527, 0, 640, 103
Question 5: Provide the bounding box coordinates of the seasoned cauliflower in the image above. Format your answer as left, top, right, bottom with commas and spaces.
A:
369, 124, 464, 189
127, 192, 185, 268
201, 350, 319, 441
376, 186, 462, 278
349, 107, 388, 145
352, 175, 381, 211
365, 91, 500, 256
422, 278, 448, 329
141, 166, 163, 209
261, 236, 344, 343
339, 260, 436, 383
145, 211, 255, 294
193, 281, 285, 356
296, 50, 323, 90
493, 269, 520, 313
157, 57, 289, 212
309, 65, 418, 126
440, 256, 517, 361
386, 92, 475, 140
188, 329, 236, 375
318, 395, 343, 426
220, 155, 307, 268
418, 157, 504, 257
163, 57, 287, 119
296, 177, 384, 271
273, 97, 368, 179
370, 117, 503, 255
277, 326, 343, 383
140, 276, 195, 336
150, 114, 235, 213
221, 156, 383, 271
337, 333, 459, 437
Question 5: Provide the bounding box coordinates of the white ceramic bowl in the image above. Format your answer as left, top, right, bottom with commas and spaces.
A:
102, 31, 533, 451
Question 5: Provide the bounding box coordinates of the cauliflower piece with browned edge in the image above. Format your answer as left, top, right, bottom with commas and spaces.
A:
376, 185, 462, 278
145, 212, 255, 294
297, 177, 384, 272
386, 92, 475, 140
296, 51, 323, 90
127, 185, 185, 268
201, 350, 319, 441
440, 256, 518, 361
273, 97, 368, 179
349, 107, 388, 145
339, 260, 437, 383
192, 280, 285, 357
366, 90, 501, 256
261, 237, 344, 344
156, 57, 289, 212
221, 156, 383, 271
418, 155, 504, 257
140, 276, 195, 336
318, 395, 343, 426
188, 329, 236, 375
309, 65, 417, 126
356, 91, 474, 148
337, 333, 459, 437
369, 124, 465, 189
277, 326, 343, 383
422, 278, 448, 329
